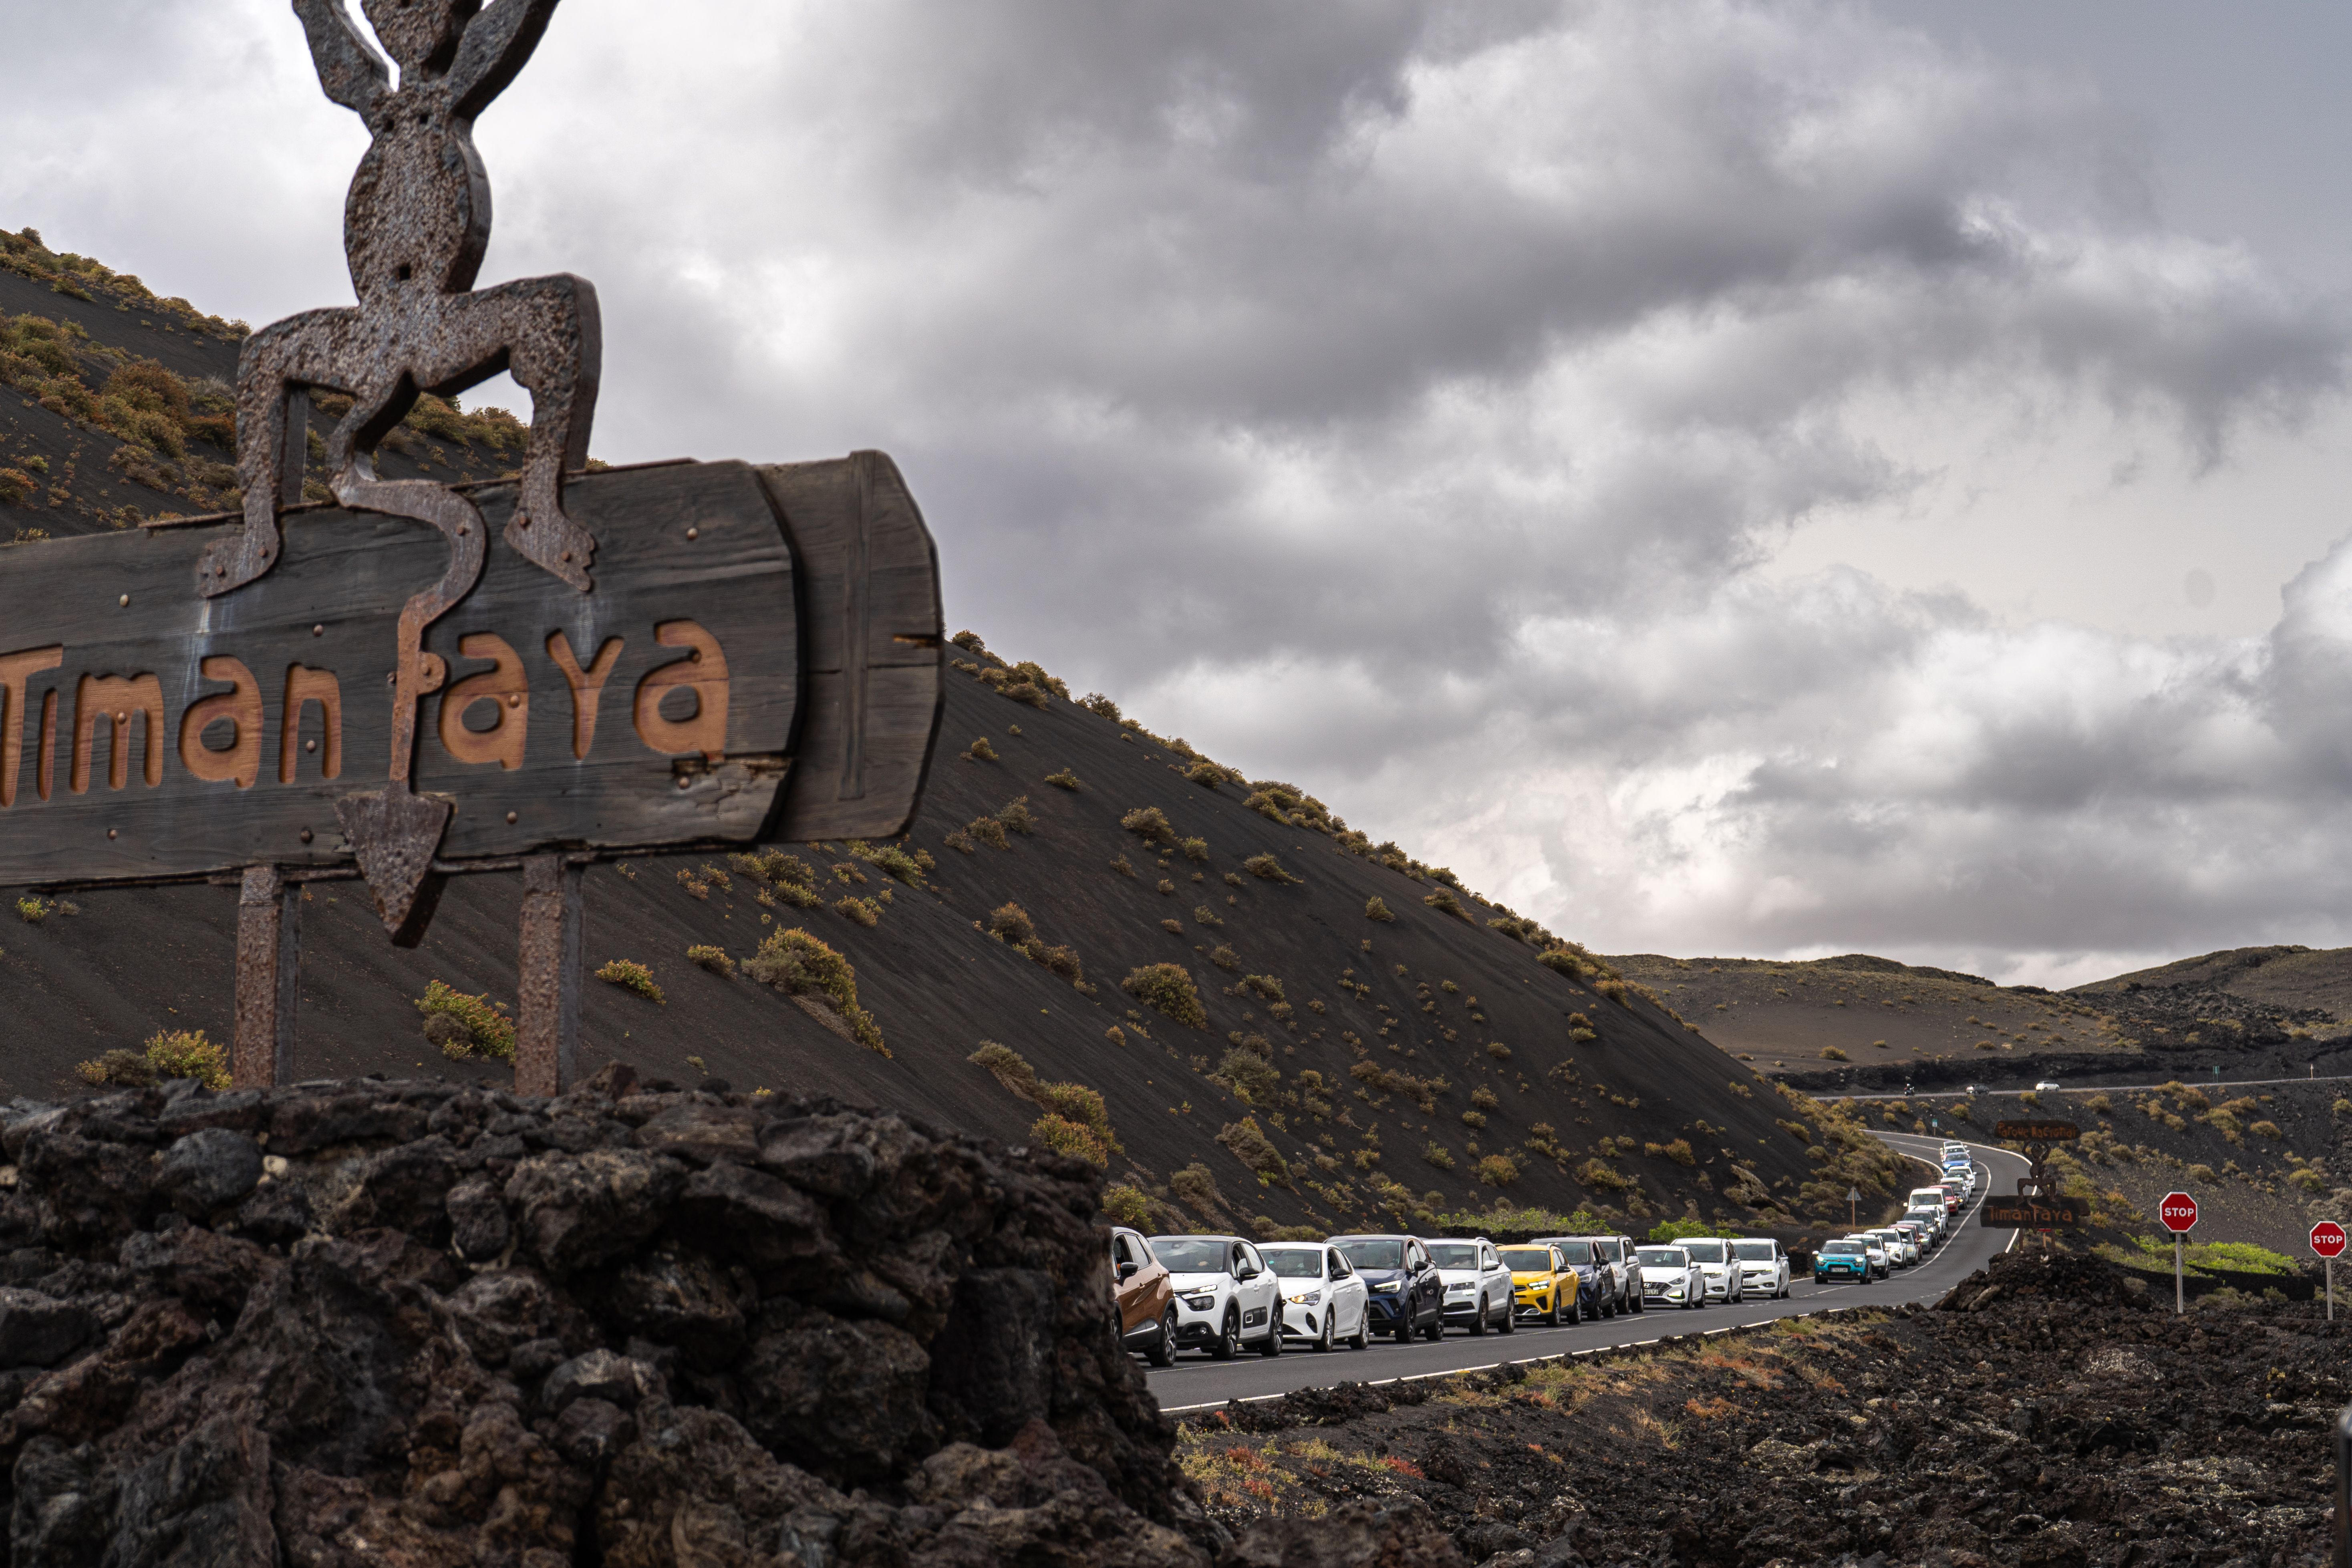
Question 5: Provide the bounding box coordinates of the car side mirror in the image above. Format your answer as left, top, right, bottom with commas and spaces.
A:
1236, 1265, 1257, 1280
1117, 1261, 1139, 1281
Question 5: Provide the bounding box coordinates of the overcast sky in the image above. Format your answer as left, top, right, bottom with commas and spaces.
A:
6, 0, 2352, 986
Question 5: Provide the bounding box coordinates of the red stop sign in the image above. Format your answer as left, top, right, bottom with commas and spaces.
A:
2314, 1221, 2348, 1259
2160, 1192, 2199, 1233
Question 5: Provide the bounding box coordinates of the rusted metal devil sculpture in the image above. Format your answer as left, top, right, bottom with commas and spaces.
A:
226, 0, 601, 940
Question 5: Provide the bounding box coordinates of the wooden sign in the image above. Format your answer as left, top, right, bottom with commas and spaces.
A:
0, 457, 937, 884
1981, 1195, 2081, 1228
1992, 1120, 2079, 1142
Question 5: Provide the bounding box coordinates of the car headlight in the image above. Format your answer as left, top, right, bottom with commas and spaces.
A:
1182, 1294, 1214, 1311
1287, 1290, 1322, 1306
1371, 1280, 1400, 1294
1446, 1282, 1473, 1294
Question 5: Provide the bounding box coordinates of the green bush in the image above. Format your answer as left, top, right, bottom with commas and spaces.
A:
1422, 1142, 1455, 1170
1240, 973, 1286, 1004
141, 1028, 229, 1090
967, 815, 1010, 851
596, 959, 665, 1003
1214, 1047, 1281, 1105
1122, 963, 1207, 1028
1576, 1159, 1634, 1192
1192, 904, 1223, 928
1644, 1138, 1696, 1166
415, 979, 517, 1059
1179, 836, 1210, 863
14, 896, 46, 924
1045, 769, 1082, 791
1365, 896, 1395, 922
997, 797, 1035, 835
1423, 888, 1469, 920
848, 840, 934, 885
1103, 1183, 1152, 1227
1646, 1218, 1718, 1243
686, 944, 735, 977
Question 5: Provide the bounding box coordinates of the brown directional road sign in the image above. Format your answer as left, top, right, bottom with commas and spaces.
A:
1981, 1194, 2082, 1228
1993, 1120, 2080, 1142
0, 455, 940, 887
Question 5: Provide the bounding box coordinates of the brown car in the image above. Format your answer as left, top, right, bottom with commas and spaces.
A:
1112, 1226, 1176, 1366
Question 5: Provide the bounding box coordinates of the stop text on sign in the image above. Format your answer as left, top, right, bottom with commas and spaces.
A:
2314, 1222, 2348, 1259
2159, 1192, 2199, 1234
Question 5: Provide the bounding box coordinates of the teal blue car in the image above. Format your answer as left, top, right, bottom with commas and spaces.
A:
1815, 1239, 1871, 1284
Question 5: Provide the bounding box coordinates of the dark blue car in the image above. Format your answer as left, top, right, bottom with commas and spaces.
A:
1330, 1234, 1444, 1343
1815, 1239, 1871, 1283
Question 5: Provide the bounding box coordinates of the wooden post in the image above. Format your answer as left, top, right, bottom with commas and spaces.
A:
515, 853, 582, 1096
232, 864, 299, 1087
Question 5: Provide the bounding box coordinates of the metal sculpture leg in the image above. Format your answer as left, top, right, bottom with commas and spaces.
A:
515, 853, 582, 1096
232, 865, 300, 1087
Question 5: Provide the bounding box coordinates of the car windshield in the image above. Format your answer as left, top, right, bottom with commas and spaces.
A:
1549, 1240, 1594, 1263
1149, 1238, 1230, 1274
1261, 1248, 1324, 1278
1681, 1240, 1726, 1264
1822, 1241, 1864, 1255
1734, 1241, 1776, 1261
1426, 1242, 1481, 1269
1635, 1247, 1687, 1267
1498, 1248, 1554, 1272
1335, 1240, 1403, 1271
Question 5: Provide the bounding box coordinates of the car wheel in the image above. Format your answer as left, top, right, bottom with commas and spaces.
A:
1259, 1314, 1283, 1357
1423, 1309, 1443, 1342
1599, 1289, 1617, 1320
1146, 1306, 1177, 1369
1211, 1308, 1239, 1361
1498, 1295, 1516, 1334
1468, 1298, 1487, 1336
1566, 1291, 1581, 1326
1314, 1313, 1334, 1353
1349, 1307, 1369, 1351
1546, 1294, 1561, 1327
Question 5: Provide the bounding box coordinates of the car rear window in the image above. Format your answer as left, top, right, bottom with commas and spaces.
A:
1335, 1240, 1403, 1270
1498, 1248, 1554, 1271
1149, 1238, 1229, 1273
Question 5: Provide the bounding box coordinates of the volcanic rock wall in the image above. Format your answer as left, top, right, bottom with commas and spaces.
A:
0, 1065, 1220, 1565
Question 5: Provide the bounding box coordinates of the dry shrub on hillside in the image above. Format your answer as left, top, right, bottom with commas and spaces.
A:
967, 815, 1010, 851
1423, 888, 1470, 921
943, 829, 977, 855
1567, 1012, 1597, 1043
1242, 853, 1296, 884
1122, 963, 1207, 1028
1213, 1046, 1281, 1106
1192, 905, 1223, 928
997, 797, 1035, 835
1422, 1143, 1455, 1170
686, 944, 735, 977
1209, 945, 1240, 972
745, 928, 888, 1055
988, 903, 1037, 945
1217, 1116, 1289, 1183
1577, 1159, 1634, 1192
1239, 973, 1285, 1005
1365, 897, 1395, 922
1485, 1041, 1512, 1061
1080, 692, 1121, 720
1121, 806, 1176, 845
1476, 1154, 1520, 1187
1045, 769, 1082, 791
1348, 1059, 1444, 1113
967, 1041, 1119, 1164
413, 980, 516, 1061
833, 897, 882, 928
849, 841, 934, 885
1110, 855, 1136, 877
1179, 837, 1209, 863
596, 960, 665, 1003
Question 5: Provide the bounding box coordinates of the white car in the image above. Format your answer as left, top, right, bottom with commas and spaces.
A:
1731, 1237, 1790, 1299
1427, 1238, 1516, 1335
1894, 1220, 1934, 1257
1906, 1204, 1946, 1239
2033, 1080, 2060, 1092
1866, 1227, 1916, 1266
1260, 1243, 1372, 1352
1678, 1237, 1744, 1303
1635, 1244, 1708, 1308
1148, 1234, 1284, 1360
1846, 1235, 1891, 1278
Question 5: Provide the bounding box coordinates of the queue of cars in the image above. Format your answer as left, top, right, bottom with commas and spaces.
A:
1116, 1145, 1987, 1359
1116, 1226, 1806, 1360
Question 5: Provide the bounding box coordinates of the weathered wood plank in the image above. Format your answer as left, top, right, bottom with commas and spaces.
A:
757, 452, 944, 841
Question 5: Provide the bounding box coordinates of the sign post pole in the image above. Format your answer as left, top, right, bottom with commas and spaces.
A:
2161, 1191, 2199, 1314
1848, 1187, 1860, 1228
2312, 1222, 2346, 1321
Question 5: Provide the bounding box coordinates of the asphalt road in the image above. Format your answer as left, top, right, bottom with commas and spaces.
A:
1851, 1075, 2352, 1100
1143, 1130, 2030, 1413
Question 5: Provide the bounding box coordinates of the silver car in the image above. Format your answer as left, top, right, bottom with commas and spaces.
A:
1731, 1237, 1790, 1299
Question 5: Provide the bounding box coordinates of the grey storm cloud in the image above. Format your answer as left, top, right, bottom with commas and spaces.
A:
4, 0, 2349, 980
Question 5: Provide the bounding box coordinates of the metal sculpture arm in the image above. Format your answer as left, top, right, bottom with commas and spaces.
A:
450, 0, 562, 115
292, 0, 389, 115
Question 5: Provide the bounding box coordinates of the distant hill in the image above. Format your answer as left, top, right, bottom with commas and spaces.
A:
2072, 945, 2352, 1023
0, 223, 1913, 1240
1605, 951, 2130, 1078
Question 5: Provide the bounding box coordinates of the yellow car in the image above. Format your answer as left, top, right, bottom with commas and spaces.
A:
1500, 1244, 1581, 1326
